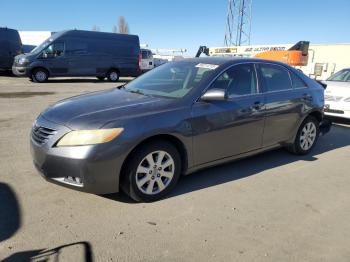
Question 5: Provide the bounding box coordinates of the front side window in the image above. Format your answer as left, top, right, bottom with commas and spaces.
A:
124, 61, 214, 98
327, 69, 350, 82
42, 42, 65, 58
210, 64, 257, 97
260, 64, 292, 92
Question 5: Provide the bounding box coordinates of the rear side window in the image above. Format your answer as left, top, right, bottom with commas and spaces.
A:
66, 40, 88, 55
290, 71, 307, 88
210, 64, 257, 97
260, 64, 292, 92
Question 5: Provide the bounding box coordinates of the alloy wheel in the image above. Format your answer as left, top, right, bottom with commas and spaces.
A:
135, 150, 175, 195
299, 122, 317, 150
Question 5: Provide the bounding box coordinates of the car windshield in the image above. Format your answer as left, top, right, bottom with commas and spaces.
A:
124, 61, 218, 98
327, 69, 350, 82
30, 38, 53, 54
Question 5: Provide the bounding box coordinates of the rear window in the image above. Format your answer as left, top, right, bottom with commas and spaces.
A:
260, 64, 292, 92
290, 71, 307, 88
141, 50, 152, 59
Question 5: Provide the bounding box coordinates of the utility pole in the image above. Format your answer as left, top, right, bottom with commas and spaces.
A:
224, 0, 252, 46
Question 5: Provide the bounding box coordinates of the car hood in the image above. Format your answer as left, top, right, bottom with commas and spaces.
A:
324, 81, 350, 97
41, 89, 171, 130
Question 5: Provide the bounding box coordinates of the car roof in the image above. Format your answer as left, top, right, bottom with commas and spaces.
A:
179, 56, 291, 68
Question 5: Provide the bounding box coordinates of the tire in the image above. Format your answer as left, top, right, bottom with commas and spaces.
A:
121, 141, 181, 202
97, 76, 105, 81
31, 68, 48, 83
107, 69, 119, 82
287, 116, 320, 155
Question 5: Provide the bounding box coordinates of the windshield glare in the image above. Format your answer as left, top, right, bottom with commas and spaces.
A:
30, 38, 53, 54
327, 69, 350, 82
124, 61, 216, 98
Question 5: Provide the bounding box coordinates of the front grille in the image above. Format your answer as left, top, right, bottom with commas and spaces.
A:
31, 125, 57, 145
324, 95, 343, 102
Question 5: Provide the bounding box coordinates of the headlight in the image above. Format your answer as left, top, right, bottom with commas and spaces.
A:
18, 57, 29, 65
56, 128, 124, 147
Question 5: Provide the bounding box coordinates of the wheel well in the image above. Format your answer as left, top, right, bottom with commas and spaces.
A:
119, 134, 188, 187
30, 67, 49, 77
308, 111, 323, 123
108, 68, 120, 74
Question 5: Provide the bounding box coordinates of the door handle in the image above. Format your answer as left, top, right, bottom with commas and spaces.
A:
251, 101, 264, 110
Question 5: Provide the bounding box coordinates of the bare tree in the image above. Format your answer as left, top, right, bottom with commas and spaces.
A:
118, 16, 129, 34
112, 25, 117, 33
92, 25, 100, 32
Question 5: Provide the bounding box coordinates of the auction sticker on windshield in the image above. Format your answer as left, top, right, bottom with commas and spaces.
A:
195, 63, 219, 70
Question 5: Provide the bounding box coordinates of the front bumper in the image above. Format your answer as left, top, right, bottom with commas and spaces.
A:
30, 116, 130, 194
12, 65, 29, 76
324, 102, 350, 119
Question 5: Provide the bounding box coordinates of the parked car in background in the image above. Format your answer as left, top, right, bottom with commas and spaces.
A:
139, 48, 154, 72
0, 27, 22, 72
30, 57, 329, 202
323, 68, 350, 119
12, 30, 140, 82
21, 44, 36, 54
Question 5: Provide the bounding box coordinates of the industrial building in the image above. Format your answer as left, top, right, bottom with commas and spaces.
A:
208, 42, 350, 80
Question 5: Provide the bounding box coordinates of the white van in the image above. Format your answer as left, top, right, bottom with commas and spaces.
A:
139, 49, 154, 72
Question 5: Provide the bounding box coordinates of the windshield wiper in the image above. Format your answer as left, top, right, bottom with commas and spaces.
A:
128, 89, 145, 95
116, 84, 126, 89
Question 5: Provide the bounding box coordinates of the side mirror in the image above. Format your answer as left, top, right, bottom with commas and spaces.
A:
201, 88, 226, 101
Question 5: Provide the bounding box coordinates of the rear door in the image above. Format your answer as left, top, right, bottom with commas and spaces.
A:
140, 50, 154, 71
257, 63, 309, 146
191, 63, 266, 165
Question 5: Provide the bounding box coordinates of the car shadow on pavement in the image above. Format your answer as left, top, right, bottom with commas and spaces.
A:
0, 183, 21, 243
2, 241, 94, 262
169, 123, 350, 199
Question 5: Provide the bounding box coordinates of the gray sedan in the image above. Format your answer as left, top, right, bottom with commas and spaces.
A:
31, 57, 326, 202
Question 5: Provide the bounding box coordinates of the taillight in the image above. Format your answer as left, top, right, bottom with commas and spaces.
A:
138, 53, 142, 68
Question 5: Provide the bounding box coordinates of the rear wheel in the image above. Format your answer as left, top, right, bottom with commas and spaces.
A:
287, 116, 320, 155
121, 141, 181, 202
32, 68, 48, 83
107, 70, 119, 82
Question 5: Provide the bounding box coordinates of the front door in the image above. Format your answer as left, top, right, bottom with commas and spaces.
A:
41, 41, 68, 76
191, 63, 266, 166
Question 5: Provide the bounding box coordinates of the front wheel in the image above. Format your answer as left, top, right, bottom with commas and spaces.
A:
107, 70, 119, 82
287, 116, 320, 155
121, 141, 181, 202
32, 68, 48, 83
